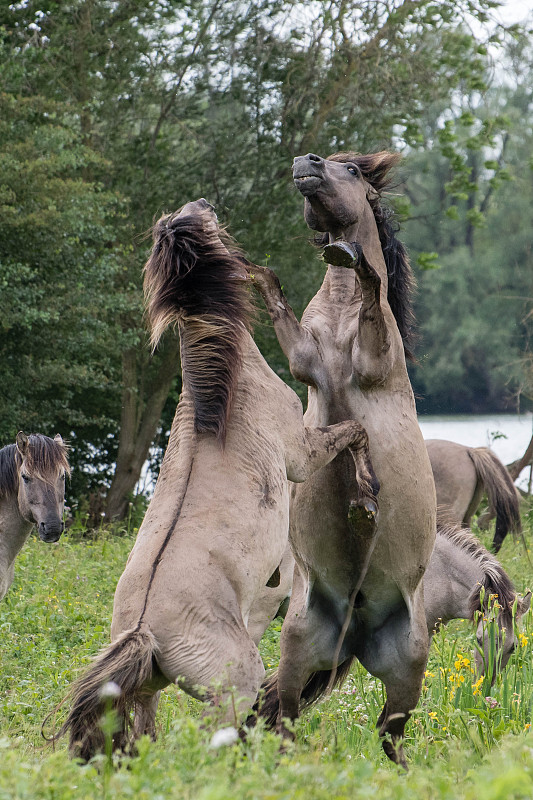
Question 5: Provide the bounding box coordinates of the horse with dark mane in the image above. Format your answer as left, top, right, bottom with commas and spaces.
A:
50, 198, 378, 761
250, 151, 436, 767
0, 432, 69, 599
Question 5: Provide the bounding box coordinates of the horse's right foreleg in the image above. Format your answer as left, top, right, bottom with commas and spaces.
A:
247, 264, 321, 385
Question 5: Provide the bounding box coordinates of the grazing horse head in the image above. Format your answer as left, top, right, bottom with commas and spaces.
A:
14, 432, 70, 543
473, 589, 531, 683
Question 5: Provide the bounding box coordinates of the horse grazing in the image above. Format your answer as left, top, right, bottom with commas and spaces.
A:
51, 198, 378, 761
0, 432, 69, 600
250, 151, 436, 767
426, 439, 522, 553
425, 525, 530, 682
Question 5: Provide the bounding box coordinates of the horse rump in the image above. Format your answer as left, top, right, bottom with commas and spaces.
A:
44, 628, 156, 761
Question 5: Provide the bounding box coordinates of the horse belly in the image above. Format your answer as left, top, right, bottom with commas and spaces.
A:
297, 391, 436, 594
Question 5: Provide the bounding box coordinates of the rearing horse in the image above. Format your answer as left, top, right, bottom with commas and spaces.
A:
252, 151, 436, 767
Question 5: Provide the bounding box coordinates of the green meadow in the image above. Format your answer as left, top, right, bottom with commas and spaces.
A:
1, 508, 533, 800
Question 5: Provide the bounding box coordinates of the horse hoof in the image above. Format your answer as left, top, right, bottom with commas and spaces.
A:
348, 500, 378, 538
323, 241, 361, 268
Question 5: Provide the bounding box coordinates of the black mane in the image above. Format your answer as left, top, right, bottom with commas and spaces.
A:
319, 151, 416, 361
144, 210, 255, 443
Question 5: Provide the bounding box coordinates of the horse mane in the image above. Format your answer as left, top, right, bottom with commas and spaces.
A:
144, 209, 255, 443
0, 435, 70, 498
321, 151, 416, 361
437, 524, 516, 624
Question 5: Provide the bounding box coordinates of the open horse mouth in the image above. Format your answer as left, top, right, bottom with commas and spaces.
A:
293, 174, 323, 196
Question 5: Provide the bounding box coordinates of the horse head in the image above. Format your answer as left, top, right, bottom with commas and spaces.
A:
15, 432, 69, 543
474, 590, 531, 683
293, 152, 372, 236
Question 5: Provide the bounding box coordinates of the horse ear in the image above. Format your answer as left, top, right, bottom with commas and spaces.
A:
54, 434, 64, 445
518, 591, 532, 617
16, 431, 29, 456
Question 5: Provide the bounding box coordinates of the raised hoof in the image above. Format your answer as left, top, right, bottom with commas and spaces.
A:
348, 499, 378, 538
323, 241, 362, 268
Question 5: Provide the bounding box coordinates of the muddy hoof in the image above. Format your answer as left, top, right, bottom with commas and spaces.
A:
323, 241, 362, 268
348, 500, 378, 538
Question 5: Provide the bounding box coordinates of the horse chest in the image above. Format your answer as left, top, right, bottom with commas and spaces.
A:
305, 308, 359, 387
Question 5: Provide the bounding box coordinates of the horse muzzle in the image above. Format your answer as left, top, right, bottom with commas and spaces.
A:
293, 153, 324, 196
38, 521, 64, 543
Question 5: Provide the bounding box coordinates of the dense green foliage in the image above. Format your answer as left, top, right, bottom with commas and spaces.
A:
0, 509, 532, 797
0, 1, 532, 510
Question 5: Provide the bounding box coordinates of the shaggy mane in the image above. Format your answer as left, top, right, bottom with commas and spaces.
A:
318, 151, 416, 360
0, 434, 70, 498
144, 209, 255, 443
437, 524, 516, 624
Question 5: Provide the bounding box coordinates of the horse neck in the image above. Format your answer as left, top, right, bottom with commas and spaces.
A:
0, 492, 32, 573
426, 533, 484, 628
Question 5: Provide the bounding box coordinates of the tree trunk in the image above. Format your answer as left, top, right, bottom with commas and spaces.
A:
105, 344, 180, 522
507, 433, 533, 482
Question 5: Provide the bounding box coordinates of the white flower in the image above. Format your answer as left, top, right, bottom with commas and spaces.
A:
209, 727, 239, 749
99, 681, 121, 700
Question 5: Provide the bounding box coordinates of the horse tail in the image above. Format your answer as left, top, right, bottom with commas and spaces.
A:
143, 203, 254, 442
468, 447, 522, 551
254, 658, 355, 728
43, 628, 156, 761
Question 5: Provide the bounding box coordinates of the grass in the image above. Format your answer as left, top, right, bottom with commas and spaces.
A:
0, 507, 533, 798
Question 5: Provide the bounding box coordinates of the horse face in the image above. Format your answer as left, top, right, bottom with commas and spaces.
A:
475, 614, 515, 684
293, 153, 369, 234
16, 434, 66, 543
474, 593, 530, 683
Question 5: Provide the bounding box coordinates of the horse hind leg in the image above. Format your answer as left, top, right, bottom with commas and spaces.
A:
133, 690, 160, 742
358, 587, 429, 769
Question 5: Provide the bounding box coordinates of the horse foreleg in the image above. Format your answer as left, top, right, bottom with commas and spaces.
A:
246, 264, 322, 386
323, 241, 394, 384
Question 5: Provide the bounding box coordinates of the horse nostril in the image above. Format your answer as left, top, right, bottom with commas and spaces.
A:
308, 153, 322, 163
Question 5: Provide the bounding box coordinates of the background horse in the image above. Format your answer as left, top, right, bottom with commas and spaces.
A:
51, 199, 378, 761
425, 525, 529, 682
0, 432, 69, 600
427, 439, 522, 553
250, 151, 436, 767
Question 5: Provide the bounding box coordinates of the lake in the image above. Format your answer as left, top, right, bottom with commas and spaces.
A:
418, 413, 533, 490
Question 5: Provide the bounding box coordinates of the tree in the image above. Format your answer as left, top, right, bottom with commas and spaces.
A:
1, 0, 527, 518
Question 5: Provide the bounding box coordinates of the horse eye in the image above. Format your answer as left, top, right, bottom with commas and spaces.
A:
347, 166, 359, 176
21, 474, 30, 483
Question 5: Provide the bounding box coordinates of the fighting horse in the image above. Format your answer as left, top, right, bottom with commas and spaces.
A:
426, 439, 521, 553
250, 151, 436, 767
0, 432, 69, 600
51, 199, 378, 760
